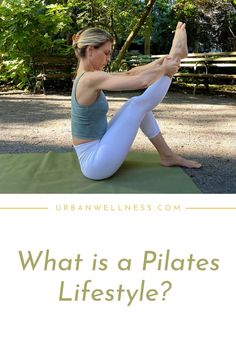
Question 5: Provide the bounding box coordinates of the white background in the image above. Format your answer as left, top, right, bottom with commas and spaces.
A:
0, 194, 235, 354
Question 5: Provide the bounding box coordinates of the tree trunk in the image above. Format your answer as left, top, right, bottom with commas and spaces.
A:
144, 0, 152, 55
111, 0, 156, 71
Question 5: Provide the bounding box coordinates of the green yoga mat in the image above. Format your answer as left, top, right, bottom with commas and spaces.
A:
0, 151, 200, 193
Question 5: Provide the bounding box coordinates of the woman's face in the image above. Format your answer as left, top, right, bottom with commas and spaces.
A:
90, 41, 113, 70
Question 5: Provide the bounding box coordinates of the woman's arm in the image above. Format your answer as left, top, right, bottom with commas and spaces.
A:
111, 56, 167, 77
85, 58, 179, 92
127, 55, 167, 76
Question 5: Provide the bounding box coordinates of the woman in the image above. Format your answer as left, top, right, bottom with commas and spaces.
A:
71, 23, 201, 180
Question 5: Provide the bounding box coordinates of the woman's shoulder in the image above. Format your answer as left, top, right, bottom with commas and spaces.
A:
78, 71, 112, 92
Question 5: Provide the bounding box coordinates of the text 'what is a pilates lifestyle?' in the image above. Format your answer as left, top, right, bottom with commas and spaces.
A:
18, 249, 220, 306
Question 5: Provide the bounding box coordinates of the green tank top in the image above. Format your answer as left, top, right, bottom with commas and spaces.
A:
71, 73, 108, 139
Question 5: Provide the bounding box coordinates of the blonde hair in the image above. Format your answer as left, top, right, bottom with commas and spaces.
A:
72, 27, 113, 60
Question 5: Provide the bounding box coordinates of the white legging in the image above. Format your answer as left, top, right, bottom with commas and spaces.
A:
74, 76, 172, 180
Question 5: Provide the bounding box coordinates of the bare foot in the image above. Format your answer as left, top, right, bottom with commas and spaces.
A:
169, 22, 188, 60
160, 153, 202, 169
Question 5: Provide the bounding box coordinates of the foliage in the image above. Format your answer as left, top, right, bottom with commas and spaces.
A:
0, 0, 72, 87
169, 0, 236, 52
67, 0, 145, 50
150, 0, 175, 54
0, 0, 235, 88
111, 0, 157, 70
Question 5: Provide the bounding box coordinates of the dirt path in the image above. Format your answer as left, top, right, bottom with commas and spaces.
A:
0, 91, 235, 193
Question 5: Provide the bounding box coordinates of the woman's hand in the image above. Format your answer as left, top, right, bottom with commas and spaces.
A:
162, 56, 180, 77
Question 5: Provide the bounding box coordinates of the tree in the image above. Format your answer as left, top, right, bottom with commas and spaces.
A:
68, 0, 144, 52
112, 0, 156, 70
0, 0, 146, 86
1, 0, 235, 88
